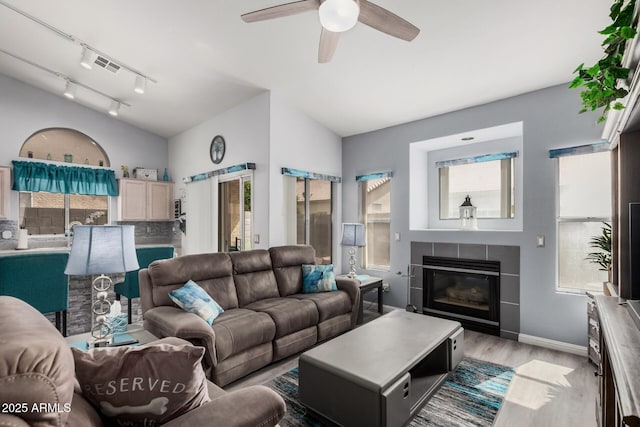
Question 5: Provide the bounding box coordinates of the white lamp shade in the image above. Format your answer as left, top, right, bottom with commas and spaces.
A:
319, 0, 360, 33
340, 223, 366, 247
65, 225, 139, 275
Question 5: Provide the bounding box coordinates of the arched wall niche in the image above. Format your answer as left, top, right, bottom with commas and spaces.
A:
19, 128, 111, 167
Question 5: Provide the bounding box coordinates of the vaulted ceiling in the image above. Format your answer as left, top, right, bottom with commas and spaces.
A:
0, 0, 611, 138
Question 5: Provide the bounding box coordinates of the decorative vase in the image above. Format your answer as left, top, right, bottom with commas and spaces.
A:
163, 168, 169, 181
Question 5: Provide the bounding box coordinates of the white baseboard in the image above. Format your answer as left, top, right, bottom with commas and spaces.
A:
518, 333, 588, 357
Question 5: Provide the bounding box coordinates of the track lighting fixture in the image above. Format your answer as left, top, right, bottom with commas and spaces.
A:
134, 75, 146, 94
108, 100, 120, 117
79, 46, 93, 70
63, 81, 77, 99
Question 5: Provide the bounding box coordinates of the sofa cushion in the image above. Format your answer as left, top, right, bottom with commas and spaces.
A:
169, 280, 224, 325
72, 341, 210, 426
230, 250, 280, 306
245, 297, 319, 338
289, 290, 352, 322
302, 264, 338, 293
269, 245, 316, 296
212, 308, 277, 362
147, 253, 239, 310
0, 296, 76, 427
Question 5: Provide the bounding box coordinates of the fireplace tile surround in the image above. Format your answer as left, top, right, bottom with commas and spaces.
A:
410, 241, 520, 340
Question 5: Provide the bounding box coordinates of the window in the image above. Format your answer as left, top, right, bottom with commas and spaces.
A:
15, 128, 114, 236
360, 177, 391, 270
19, 192, 108, 235
296, 178, 333, 264
557, 150, 611, 292
439, 157, 515, 219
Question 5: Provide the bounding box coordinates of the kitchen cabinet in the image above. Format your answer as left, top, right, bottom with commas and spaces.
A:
118, 179, 173, 221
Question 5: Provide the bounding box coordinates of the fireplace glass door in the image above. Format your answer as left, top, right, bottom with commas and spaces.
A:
423, 256, 500, 330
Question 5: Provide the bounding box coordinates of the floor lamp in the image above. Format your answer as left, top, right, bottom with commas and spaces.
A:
65, 225, 139, 348
340, 223, 366, 278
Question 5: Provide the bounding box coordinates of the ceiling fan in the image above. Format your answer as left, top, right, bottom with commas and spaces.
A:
241, 0, 420, 63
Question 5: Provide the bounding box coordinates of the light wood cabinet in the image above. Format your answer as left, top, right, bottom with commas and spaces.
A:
0, 166, 10, 219
118, 179, 173, 221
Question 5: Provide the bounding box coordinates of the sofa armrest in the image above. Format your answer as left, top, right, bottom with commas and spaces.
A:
336, 276, 361, 327
143, 306, 217, 367
162, 385, 285, 427
0, 414, 31, 427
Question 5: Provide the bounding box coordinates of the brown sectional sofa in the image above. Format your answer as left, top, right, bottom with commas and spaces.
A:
139, 245, 361, 386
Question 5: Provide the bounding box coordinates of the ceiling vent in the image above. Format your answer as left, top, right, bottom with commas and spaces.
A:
93, 55, 121, 74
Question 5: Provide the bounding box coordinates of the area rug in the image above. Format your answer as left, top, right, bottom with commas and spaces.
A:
264, 357, 514, 427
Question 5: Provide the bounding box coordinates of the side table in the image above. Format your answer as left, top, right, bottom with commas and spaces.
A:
339, 275, 384, 325
66, 324, 157, 349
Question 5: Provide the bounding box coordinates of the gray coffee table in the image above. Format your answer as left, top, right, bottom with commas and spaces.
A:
299, 310, 464, 427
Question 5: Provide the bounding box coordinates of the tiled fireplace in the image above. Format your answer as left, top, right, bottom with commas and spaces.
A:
410, 242, 520, 340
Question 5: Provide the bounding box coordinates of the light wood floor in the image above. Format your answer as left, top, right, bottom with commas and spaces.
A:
226, 307, 597, 427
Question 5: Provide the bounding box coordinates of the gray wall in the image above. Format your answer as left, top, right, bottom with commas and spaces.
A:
342, 83, 603, 346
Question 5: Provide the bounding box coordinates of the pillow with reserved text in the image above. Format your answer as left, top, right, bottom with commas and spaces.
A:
72, 341, 210, 426
302, 264, 338, 293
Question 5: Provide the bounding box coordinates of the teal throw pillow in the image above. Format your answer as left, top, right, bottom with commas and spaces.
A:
302, 264, 338, 293
168, 280, 224, 325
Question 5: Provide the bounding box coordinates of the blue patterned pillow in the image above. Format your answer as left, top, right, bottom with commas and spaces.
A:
302, 264, 338, 293
168, 280, 224, 325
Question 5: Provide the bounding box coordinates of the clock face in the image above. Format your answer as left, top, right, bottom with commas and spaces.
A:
210, 135, 226, 164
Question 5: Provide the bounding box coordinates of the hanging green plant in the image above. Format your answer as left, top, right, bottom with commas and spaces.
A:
570, 0, 637, 123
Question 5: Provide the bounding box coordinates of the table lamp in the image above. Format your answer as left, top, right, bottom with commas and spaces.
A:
64, 225, 139, 348
340, 223, 366, 278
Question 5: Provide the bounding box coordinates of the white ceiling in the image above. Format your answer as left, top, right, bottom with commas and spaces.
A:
0, 0, 612, 139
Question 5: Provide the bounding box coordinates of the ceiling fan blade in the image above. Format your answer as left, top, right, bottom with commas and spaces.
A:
318, 28, 340, 63
358, 0, 420, 41
241, 0, 320, 23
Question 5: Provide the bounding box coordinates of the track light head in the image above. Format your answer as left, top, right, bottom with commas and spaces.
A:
63, 81, 77, 99
80, 47, 94, 70
134, 75, 146, 94
108, 100, 120, 117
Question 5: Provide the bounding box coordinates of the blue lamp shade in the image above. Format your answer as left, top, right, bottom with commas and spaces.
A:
64, 225, 139, 275
340, 223, 366, 247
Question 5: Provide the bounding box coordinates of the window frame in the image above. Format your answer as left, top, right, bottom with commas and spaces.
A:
359, 177, 391, 272
438, 157, 515, 220
555, 149, 611, 293
18, 191, 110, 237
296, 177, 334, 264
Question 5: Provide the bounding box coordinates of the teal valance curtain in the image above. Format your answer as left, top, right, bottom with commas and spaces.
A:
12, 160, 118, 196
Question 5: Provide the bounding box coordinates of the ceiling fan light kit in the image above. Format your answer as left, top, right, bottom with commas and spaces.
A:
319, 0, 360, 32
241, 0, 419, 63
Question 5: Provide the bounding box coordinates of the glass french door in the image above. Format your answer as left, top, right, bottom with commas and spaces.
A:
218, 175, 252, 252
296, 177, 332, 264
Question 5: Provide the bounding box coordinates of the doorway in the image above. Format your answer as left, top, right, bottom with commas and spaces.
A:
218, 174, 252, 252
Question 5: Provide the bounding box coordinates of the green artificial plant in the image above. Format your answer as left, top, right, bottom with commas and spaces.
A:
586, 222, 612, 275
570, 0, 637, 123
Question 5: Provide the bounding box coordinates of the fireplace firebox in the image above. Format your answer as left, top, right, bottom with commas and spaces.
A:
423, 256, 500, 335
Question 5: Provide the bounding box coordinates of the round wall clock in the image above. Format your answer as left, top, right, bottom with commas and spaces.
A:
210, 135, 226, 164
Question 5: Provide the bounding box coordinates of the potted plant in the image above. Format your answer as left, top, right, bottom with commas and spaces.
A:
586, 222, 612, 283
569, 0, 637, 123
